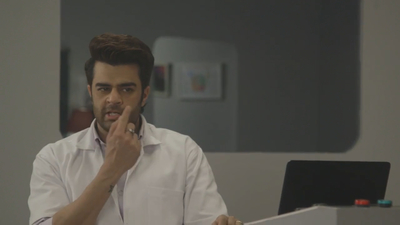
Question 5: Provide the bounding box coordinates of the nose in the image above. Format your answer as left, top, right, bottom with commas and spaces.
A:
106, 89, 122, 105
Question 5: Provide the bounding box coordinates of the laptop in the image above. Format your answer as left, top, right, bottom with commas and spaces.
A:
277, 160, 391, 215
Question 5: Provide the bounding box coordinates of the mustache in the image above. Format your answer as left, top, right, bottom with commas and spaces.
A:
102, 105, 124, 113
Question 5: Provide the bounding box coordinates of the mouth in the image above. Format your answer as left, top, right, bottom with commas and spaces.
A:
105, 111, 121, 120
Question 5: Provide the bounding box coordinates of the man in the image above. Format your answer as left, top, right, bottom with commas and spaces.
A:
28, 33, 242, 225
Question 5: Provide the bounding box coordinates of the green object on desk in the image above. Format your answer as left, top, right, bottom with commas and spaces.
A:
378, 199, 392, 207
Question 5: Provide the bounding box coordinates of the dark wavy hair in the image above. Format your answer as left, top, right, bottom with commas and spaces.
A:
84, 33, 154, 112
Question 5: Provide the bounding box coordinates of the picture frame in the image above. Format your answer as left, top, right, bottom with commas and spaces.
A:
152, 64, 170, 98
178, 62, 223, 100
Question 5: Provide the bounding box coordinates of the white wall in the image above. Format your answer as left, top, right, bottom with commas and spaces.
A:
1, 0, 400, 224
0, 0, 61, 224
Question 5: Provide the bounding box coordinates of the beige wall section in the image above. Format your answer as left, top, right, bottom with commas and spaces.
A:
0, 1, 61, 224
1, 0, 400, 224
206, 0, 400, 222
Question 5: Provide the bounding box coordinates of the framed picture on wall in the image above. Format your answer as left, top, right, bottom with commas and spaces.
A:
152, 64, 170, 98
178, 62, 223, 100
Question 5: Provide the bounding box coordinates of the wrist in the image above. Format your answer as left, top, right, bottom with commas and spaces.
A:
98, 163, 123, 185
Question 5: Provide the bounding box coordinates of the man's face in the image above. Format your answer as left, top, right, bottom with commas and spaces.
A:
88, 61, 150, 133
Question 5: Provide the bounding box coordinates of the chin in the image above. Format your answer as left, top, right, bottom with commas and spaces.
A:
96, 120, 112, 132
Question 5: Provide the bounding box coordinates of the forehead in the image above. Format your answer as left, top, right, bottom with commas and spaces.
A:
93, 61, 141, 85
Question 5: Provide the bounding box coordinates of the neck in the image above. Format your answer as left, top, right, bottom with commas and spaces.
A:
135, 115, 142, 135
95, 123, 108, 143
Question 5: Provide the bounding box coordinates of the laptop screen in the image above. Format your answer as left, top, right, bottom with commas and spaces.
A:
278, 160, 391, 215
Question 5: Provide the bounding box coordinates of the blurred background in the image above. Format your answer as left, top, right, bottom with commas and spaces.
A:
2, 0, 400, 224
60, 0, 360, 153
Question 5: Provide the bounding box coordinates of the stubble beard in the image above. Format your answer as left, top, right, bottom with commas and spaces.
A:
93, 103, 141, 133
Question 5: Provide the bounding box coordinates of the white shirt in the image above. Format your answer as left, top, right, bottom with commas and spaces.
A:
93, 118, 143, 221
28, 116, 228, 225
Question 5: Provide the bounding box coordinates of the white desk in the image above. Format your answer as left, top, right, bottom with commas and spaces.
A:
245, 206, 400, 225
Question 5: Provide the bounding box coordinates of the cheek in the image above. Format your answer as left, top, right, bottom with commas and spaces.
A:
92, 95, 105, 106
125, 95, 142, 106
92, 99, 105, 113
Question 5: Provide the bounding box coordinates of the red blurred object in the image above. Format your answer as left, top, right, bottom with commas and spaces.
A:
67, 108, 94, 133
354, 199, 370, 206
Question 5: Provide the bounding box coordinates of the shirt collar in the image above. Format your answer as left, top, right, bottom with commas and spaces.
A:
90, 116, 144, 150
92, 116, 145, 148
76, 115, 160, 151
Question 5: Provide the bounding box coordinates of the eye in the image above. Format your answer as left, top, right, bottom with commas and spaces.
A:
97, 87, 109, 92
123, 88, 133, 92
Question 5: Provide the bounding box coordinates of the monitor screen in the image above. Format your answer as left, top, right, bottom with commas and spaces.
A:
278, 160, 391, 215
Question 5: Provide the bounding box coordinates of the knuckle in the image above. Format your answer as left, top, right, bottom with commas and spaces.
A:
114, 133, 123, 139
122, 136, 131, 142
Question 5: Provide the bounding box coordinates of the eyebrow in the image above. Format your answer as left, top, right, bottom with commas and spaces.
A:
95, 82, 137, 87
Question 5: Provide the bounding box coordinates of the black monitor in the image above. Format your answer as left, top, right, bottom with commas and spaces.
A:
278, 160, 391, 215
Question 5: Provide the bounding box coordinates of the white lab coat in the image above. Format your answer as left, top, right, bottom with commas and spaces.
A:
28, 116, 228, 225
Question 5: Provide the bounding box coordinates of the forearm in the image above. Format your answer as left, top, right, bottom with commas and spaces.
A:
52, 166, 120, 225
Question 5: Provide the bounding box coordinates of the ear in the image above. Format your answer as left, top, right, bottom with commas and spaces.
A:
87, 85, 92, 97
141, 86, 150, 107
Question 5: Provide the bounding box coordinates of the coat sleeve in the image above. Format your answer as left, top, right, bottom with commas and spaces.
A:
183, 138, 228, 225
28, 145, 70, 225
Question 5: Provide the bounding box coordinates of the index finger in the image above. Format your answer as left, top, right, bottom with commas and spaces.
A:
116, 106, 132, 132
